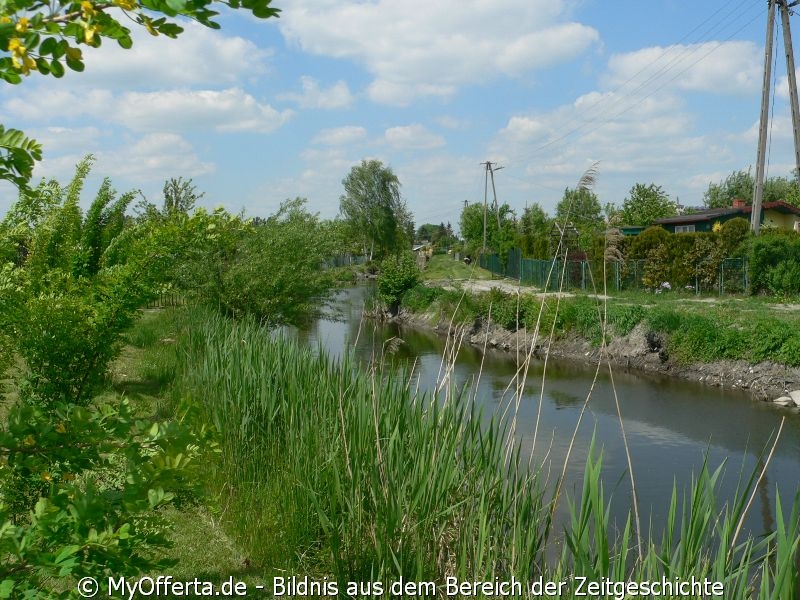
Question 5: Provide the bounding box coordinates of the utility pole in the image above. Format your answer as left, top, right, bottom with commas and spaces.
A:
753, 0, 777, 235
480, 161, 504, 253
780, 0, 800, 182
753, 0, 800, 234
482, 162, 489, 254
488, 162, 504, 229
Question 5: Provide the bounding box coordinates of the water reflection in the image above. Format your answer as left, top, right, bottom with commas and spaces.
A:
295, 285, 800, 539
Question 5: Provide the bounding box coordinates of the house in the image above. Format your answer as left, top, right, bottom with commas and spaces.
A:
652, 199, 800, 233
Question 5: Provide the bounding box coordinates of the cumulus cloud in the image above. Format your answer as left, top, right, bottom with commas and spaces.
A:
604, 41, 762, 96
384, 124, 445, 150
311, 126, 367, 145
113, 89, 293, 133
78, 21, 271, 88
279, 76, 354, 109
99, 133, 215, 181
4, 89, 112, 121
279, 0, 599, 105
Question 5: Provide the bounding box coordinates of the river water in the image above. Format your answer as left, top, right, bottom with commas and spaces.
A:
294, 285, 800, 539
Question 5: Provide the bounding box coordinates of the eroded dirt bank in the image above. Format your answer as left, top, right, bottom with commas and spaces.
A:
399, 308, 800, 407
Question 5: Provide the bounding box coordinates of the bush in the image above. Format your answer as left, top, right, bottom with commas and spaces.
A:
607, 303, 646, 336
402, 284, 442, 313
748, 233, 800, 295
378, 252, 420, 315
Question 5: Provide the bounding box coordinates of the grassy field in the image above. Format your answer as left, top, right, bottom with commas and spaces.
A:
421, 253, 494, 281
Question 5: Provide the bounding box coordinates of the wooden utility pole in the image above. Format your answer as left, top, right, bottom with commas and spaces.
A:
752, 0, 777, 235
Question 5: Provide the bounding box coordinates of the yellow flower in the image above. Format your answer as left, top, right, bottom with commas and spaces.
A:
8, 37, 36, 74
15, 17, 29, 33
81, 0, 95, 17
0, 16, 11, 24
41, 472, 53, 483
55, 422, 67, 434
113, 0, 137, 10
23, 433, 36, 446
84, 23, 97, 43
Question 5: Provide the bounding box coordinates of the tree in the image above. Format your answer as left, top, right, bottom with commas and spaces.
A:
702, 169, 800, 208
704, 170, 754, 208
555, 186, 603, 250
0, 159, 210, 598
339, 159, 413, 260
517, 203, 550, 259
458, 200, 516, 257
217, 198, 337, 326
618, 183, 677, 226
377, 251, 420, 316
0, 0, 280, 188
163, 176, 204, 215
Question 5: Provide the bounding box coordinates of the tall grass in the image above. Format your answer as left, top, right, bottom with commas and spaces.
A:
152, 305, 800, 597
170, 307, 549, 583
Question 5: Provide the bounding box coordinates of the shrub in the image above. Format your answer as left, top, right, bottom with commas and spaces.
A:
748, 233, 800, 295
378, 252, 420, 315
607, 303, 646, 336
402, 284, 442, 313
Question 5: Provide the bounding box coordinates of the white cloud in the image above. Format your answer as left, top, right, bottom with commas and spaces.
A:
99, 133, 215, 181
604, 41, 762, 96
5, 87, 293, 134
113, 89, 294, 133
500, 116, 549, 143
4, 89, 111, 121
279, 76, 354, 109
312, 126, 367, 145
385, 124, 445, 150
279, 0, 599, 105
436, 116, 470, 130
78, 21, 271, 88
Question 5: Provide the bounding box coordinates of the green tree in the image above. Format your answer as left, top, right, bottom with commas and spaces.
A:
618, 183, 677, 226
702, 170, 799, 208
339, 159, 413, 260
162, 176, 204, 216
703, 170, 754, 208
0, 159, 210, 598
555, 186, 603, 250
0, 0, 280, 188
377, 251, 420, 316
217, 198, 336, 326
458, 201, 516, 258
517, 202, 550, 258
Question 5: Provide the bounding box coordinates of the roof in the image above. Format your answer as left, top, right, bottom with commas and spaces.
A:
653, 201, 800, 226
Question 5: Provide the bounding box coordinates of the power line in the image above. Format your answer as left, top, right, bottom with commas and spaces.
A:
503, 2, 766, 171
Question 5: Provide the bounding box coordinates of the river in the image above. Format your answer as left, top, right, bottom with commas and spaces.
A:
293, 284, 800, 540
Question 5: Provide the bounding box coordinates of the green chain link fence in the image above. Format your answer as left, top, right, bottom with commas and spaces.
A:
479, 250, 749, 295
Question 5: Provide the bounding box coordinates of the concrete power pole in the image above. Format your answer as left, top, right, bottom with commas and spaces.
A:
753, 0, 800, 234
752, 0, 777, 235
780, 0, 800, 182
482, 162, 489, 254
480, 161, 504, 254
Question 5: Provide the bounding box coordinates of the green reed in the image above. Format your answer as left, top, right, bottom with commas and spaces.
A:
148, 306, 799, 598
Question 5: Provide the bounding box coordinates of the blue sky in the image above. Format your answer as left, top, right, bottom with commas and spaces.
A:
0, 0, 795, 230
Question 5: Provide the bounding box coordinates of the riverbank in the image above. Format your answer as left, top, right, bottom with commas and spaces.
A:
398, 281, 800, 406
126, 304, 800, 598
